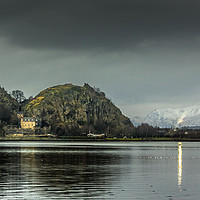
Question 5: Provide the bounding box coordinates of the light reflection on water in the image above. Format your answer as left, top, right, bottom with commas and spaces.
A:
0, 141, 200, 199
178, 142, 182, 188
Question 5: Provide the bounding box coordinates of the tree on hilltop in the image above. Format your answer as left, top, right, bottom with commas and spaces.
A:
12, 90, 25, 103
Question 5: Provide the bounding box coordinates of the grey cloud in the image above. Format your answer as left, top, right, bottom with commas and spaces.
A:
0, 0, 200, 50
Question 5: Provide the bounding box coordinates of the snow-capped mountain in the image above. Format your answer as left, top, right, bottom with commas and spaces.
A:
143, 106, 200, 128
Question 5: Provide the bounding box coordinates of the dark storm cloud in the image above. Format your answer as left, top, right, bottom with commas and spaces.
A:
0, 0, 200, 50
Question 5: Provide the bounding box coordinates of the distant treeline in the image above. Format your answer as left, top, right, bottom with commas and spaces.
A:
134, 123, 200, 139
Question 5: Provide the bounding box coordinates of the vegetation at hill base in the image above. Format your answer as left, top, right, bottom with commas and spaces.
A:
0, 87, 20, 136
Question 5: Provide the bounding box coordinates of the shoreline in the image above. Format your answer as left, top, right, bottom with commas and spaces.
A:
0, 137, 200, 142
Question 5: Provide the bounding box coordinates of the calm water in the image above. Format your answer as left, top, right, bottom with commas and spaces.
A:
0, 141, 199, 199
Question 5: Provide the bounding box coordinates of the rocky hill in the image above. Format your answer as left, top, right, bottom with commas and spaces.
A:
22, 83, 134, 137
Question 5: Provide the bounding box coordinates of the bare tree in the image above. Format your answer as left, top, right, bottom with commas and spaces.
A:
12, 90, 25, 103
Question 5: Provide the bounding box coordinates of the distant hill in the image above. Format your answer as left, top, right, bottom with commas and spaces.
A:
22, 83, 134, 137
144, 106, 200, 128
131, 116, 144, 127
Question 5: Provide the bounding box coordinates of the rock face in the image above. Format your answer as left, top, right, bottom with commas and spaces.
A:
22, 84, 134, 137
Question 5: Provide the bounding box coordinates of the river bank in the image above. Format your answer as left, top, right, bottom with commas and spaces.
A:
1, 136, 200, 142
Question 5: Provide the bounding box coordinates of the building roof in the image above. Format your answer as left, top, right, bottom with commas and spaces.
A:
22, 117, 39, 122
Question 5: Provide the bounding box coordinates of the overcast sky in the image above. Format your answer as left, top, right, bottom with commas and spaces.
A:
1, 0, 200, 118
